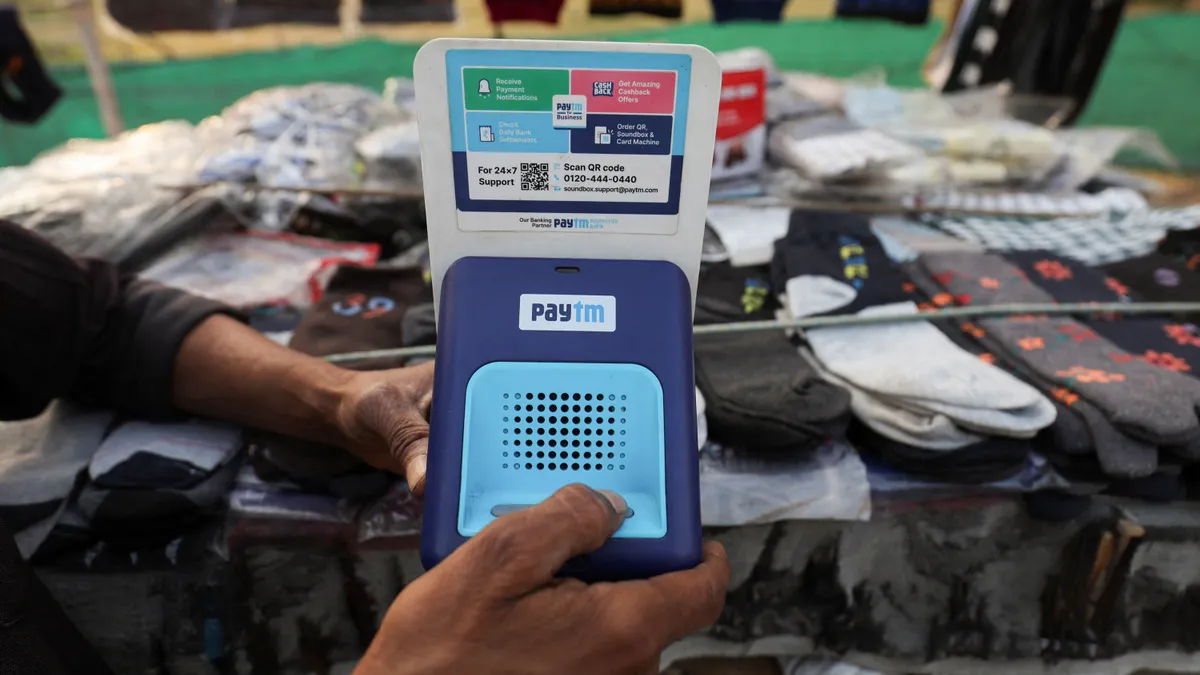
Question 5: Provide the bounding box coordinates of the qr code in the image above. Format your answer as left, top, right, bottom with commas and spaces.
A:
520, 162, 549, 191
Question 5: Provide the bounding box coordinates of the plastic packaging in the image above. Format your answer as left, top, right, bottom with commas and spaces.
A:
139, 231, 379, 308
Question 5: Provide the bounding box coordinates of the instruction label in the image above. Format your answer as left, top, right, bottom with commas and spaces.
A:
446, 49, 692, 234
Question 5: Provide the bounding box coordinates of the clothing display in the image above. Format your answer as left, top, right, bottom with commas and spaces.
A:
695, 261, 781, 325
0, 7, 62, 124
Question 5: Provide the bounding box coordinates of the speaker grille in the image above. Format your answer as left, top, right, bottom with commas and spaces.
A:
502, 391, 629, 472
458, 362, 667, 538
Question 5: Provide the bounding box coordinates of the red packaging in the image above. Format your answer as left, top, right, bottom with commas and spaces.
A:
712, 67, 767, 181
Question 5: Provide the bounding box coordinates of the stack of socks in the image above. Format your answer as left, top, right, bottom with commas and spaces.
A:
693, 330, 851, 453
78, 420, 243, 533
770, 211, 1052, 477
695, 261, 780, 325
916, 251, 1200, 478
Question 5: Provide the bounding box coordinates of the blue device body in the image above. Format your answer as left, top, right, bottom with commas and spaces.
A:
421, 256, 701, 580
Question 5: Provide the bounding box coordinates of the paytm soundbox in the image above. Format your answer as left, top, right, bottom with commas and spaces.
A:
413, 38, 721, 580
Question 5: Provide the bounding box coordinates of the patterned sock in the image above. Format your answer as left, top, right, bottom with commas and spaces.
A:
1103, 252, 1200, 304
922, 252, 1200, 447
771, 210, 909, 318
902, 260, 1159, 477
695, 262, 780, 325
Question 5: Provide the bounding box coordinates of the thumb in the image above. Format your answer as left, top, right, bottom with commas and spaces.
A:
453, 484, 627, 593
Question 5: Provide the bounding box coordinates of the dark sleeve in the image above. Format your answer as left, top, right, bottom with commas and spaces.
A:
0, 220, 243, 421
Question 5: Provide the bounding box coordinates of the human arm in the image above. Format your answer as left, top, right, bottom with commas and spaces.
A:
0, 220, 432, 491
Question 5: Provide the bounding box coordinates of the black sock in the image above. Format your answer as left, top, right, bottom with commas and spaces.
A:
1103, 252, 1200, 303
835, 0, 931, 25
288, 264, 430, 370
710, 0, 786, 22
588, 0, 682, 18
1003, 250, 1137, 304
848, 421, 1029, 484
0, 7, 62, 124
771, 210, 909, 317
694, 331, 851, 453
695, 262, 780, 325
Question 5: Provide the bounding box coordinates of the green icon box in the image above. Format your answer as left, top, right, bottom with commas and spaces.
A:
464, 68, 570, 112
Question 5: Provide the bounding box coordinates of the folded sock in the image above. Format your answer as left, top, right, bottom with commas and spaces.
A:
771, 210, 909, 318
484, 0, 566, 23
288, 264, 430, 370
801, 348, 984, 450
78, 459, 241, 532
694, 330, 851, 452
1003, 250, 1136, 304
848, 422, 1029, 484
0, 402, 113, 520
0, 7, 63, 124
710, 0, 786, 22
922, 252, 1200, 447
589, 0, 682, 17
88, 421, 243, 491
695, 262, 780, 325
804, 302, 1055, 438
1104, 253, 1200, 304
902, 260, 1157, 475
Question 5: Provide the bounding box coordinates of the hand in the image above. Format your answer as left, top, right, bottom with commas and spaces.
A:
355, 485, 731, 675
333, 361, 435, 494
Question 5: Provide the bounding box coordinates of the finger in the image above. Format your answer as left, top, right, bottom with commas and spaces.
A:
403, 437, 428, 496
599, 541, 730, 647
457, 484, 627, 591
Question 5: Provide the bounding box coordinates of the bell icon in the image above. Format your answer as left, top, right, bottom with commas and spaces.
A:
478, 79, 491, 96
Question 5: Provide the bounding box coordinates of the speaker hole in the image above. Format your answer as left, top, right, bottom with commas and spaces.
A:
573, 393, 581, 401
504, 394, 509, 399
527, 428, 534, 435
572, 416, 580, 424
537, 463, 544, 470
572, 451, 580, 459
573, 405, 581, 412
584, 394, 593, 401
549, 416, 557, 424
549, 393, 557, 400
585, 405, 592, 413
620, 442, 625, 448
607, 464, 614, 470
584, 440, 592, 447
608, 406, 615, 412
526, 393, 533, 400
608, 418, 615, 424
621, 395, 627, 400
609, 395, 616, 401
572, 428, 580, 436
584, 417, 591, 424
538, 405, 546, 412
503, 441, 509, 446
607, 452, 614, 458
620, 453, 626, 458
548, 463, 557, 470
620, 465, 625, 470
502, 463, 508, 469
584, 429, 592, 436
560, 392, 568, 401
527, 451, 534, 458
537, 393, 545, 400
584, 464, 591, 470
572, 463, 580, 470
619, 430, 625, 436
549, 441, 558, 448
607, 442, 614, 448
525, 463, 533, 469
537, 441, 545, 448
549, 450, 558, 458
572, 440, 580, 447
584, 451, 592, 459
503, 452, 508, 457
620, 419, 626, 424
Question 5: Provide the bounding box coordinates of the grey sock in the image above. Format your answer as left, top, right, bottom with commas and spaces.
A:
903, 258, 1158, 477
800, 348, 984, 450
922, 252, 1200, 447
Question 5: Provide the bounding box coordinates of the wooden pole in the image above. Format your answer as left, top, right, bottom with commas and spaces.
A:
71, 0, 123, 137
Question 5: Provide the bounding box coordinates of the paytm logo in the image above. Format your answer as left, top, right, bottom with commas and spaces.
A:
518, 294, 616, 333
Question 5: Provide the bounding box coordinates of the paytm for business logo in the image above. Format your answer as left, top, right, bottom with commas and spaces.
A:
518, 294, 616, 333
552, 217, 615, 230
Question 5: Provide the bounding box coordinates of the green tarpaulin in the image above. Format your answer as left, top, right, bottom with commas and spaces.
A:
1, 14, 1196, 168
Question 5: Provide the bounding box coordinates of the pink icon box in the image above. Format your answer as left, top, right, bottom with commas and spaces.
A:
570, 69, 677, 115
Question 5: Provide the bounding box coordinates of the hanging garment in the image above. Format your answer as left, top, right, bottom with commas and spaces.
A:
710, 0, 786, 22
589, 0, 683, 18
484, 0, 566, 24
0, 6, 62, 124
836, 0, 931, 25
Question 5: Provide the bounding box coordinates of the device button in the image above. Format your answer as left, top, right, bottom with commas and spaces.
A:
489, 504, 533, 517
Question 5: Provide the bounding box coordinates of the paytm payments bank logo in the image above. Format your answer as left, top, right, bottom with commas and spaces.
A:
518, 294, 616, 333
552, 217, 615, 230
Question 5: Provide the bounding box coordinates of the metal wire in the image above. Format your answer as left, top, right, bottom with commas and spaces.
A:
322, 301, 1200, 365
